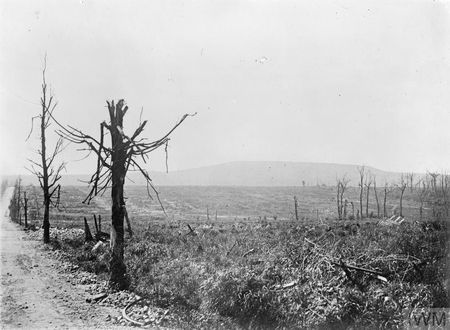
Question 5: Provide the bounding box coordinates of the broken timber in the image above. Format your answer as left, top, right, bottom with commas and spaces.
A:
378, 215, 405, 226
332, 260, 388, 283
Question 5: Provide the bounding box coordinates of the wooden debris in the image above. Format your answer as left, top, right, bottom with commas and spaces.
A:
274, 280, 298, 290
378, 215, 405, 226
243, 248, 255, 258
339, 259, 364, 291
186, 224, 196, 236
86, 292, 108, 303
84, 217, 93, 242
331, 261, 386, 277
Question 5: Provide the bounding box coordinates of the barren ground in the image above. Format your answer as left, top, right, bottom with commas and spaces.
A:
0, 187, 130, 329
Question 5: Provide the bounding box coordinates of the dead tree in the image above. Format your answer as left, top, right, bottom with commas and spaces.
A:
382, 182, 392, 218
17, 178, 22, 225
23, 191, 28, 228
336, 181, 341, 219
357, 166, 365, 219
397, 175, 407, 217
428, 172, 439, 194
416, 179, 428, 221
343, 199, 348, 219
439, 173, 449, 217
336, 176, 350, 220
373, 176, 380, 218
406, 172, 415, 193
294, 196, 299, 221
364, 175, 372, 218
56, 99, 192, 289
26, 59, 64, 243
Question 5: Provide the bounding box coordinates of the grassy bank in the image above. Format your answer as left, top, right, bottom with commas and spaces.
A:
113, 220, 447, 328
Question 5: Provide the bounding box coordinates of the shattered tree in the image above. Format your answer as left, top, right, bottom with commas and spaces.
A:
26, 60, 64, 243
358, 166, 365, 219
398, 174, 407, 217
336, 176, 350, 220
57, 99, 191, 289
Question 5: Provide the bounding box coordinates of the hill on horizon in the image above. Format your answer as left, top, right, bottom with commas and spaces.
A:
3, 161, 409, 187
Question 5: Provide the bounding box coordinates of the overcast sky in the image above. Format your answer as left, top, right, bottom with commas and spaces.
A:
1, 0, 449, 175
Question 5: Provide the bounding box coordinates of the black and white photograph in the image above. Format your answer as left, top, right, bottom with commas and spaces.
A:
0, 0, 449, 329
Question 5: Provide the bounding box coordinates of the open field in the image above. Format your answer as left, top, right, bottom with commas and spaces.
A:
38, 185, 427, 231
14, 184, 447, 328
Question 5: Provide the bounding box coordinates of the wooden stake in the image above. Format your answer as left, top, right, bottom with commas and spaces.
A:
93, 214, 99, 234
84, 217, 93, 241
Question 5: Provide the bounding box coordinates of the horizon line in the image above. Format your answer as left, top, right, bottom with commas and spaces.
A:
1, 160, 433, 177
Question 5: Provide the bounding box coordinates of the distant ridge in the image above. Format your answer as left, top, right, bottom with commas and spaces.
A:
3, 161, 407, 187
141, 161, 404, 186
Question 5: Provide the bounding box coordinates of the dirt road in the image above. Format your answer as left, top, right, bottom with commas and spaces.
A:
0, 187, 127, 329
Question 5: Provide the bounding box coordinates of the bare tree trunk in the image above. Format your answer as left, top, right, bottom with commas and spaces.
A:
373, 181, 380, 218
23, 192, 28, 228
294, 196, 299, 221
109, 102, 128, 290
351, 201, 355, 218
343, 200, 348, 220
336, 183, 341, 220
358, 167, 365, 220
383, 186, 387, 218
27, 62, 64, 243
409, 173, 414, 193
41, 91, 51, 241
43, 194, 50, 241
365, 184, 370, 218
110, 167, 127, 288
399, 186, 406, 217
17, 181, 22, 225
